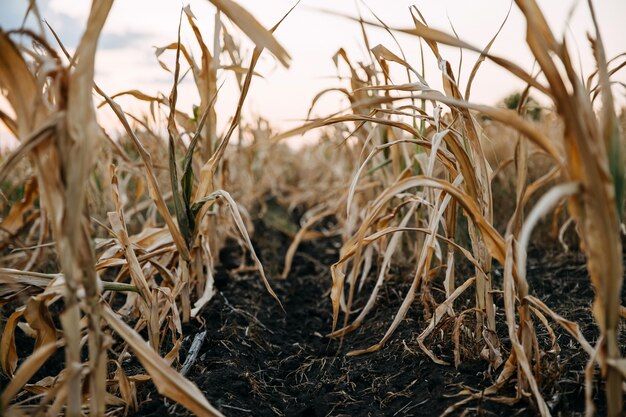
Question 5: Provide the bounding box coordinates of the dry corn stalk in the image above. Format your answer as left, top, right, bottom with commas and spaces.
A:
0, 0, 294, 415
273, 1, 623, 414
362, 0, 625, 414
0, 1, 113, 414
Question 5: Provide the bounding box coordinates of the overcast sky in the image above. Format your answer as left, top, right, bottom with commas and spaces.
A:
1, 0, 625, 144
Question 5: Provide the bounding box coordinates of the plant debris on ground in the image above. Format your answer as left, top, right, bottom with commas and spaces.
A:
134, 227, 626, 417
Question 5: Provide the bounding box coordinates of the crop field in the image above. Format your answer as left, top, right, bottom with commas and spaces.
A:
1, 0, 625, 416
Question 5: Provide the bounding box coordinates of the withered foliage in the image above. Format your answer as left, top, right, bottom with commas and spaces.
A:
1, 1, 624, 416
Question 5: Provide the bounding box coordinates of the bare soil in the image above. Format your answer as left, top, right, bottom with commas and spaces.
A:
3, 222, 625, 416
133, 223, 626, 417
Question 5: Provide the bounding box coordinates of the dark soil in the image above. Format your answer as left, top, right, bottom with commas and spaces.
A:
3, 221, 625, 416
131, 224, 626, 417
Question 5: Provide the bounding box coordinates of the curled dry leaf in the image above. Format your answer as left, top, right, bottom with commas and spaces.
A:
205, 0, 291, 68
101, 305, 224, 417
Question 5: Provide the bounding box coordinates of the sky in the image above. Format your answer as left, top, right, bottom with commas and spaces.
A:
1, 0, 625, 146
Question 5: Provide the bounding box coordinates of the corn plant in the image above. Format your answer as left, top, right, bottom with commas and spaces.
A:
0, 0, 294, 415
274, 1, 624, 415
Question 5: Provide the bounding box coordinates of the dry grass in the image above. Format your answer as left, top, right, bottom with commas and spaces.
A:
1, 1, 625, 416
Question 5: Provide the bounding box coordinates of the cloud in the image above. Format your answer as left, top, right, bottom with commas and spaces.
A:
0, 4, 80, 49
42, 9, 150, 50
99, 31, 151, 49
0, 2, 149, 51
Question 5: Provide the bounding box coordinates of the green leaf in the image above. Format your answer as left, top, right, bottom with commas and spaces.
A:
181, 133, 199, 217
169, 135, 193, 246
190, 193, 218, 219
181, 90, 219, 226
192, 104, 199, 123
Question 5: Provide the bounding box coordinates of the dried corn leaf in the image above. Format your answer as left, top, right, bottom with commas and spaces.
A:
101, 306, 224, 417
0, 309, 24, 377
0, 177, 38, 235
23, 295, 57, 351
206, 0, 290, 67
1, 341, 59, 406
